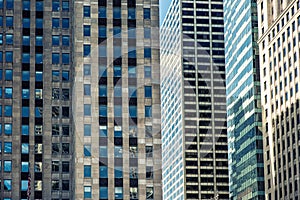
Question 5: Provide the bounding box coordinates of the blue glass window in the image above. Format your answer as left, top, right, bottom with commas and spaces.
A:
129, 106, 137, 118
4, 142, 12, 153
83, 6, 90, 17
36, 36, 43, 46
99, 126, 107, 137
35, 107, 43, 118
98, 6, 106, 18
128, 66, 136, 78
128, 27, 136, 38
128, 46, 136, 58
52, 18, 60, 28
144, 66, 151, 78
62, 18, 69, 29
21, 162, 29, 172
4, 105, 12, 117
114, 105, 122, 117
22, 125, 29, 135
129, 86, 137, 98
114, 46, 121, 58
99, 146, 107, 157
62, 1, 69, 11
99, 85, 107, 97
145, 86, 152, 98
23, 0, 30, 10
84, 44, 91, 57
0, 16, 2, 27
99, 45, 107, 57
84, 165, 91, 177
36, 53, 43, 64
84, 64, 91, 76
84, 124, 91, 136
36, 18, 43, 28
52, 0, 59, 11
84, 144, 91, 157
99, 26, 106, 38
113, 7, 121, 19
4, 160, 12, 172
84, 104, 91, 116
62, 53, 70, 64
114, 146, 122, 157
100, 187, 108, 199
22, 71, 30, 81
144, 27, 151, 39
22, 106, 29, 117
22, 36, 30, 45
52, 70, 60, 82
0, 0, 3, 9
23, 18, 30, 28
113, 26, 121, 37
35, 71, 43, 81
4, 123, 12, 135
52, 53, 59, 64
52, 35, 59, 46
115, 187, 123, 199
128, 7, 136, 19
22, 53, 30, 63
145, 106, 152, 117
113, 66, 122, 77
6, 34, 13, 45
62, 70, 69, 81
84, 186, 92, 198
62, 35, 69, 46
21, 180, 28, 191
5, 69, 12, 80
6, 0, 13, 9
114, 167, 123, 178
84, 25, 91, 36
114, 85, 122, 97
22, 89, 29, 99
99, 65, 107, 77
99, 166, 108, 177
99, 105, 107, 117
144, 48, 151, 58
5, 87, 12, 98
36, 1, 43, 11
84, 84, 91, 96
114, 126, 122, 137
0, 105, 2, 116
4, 179, 12, 191
0, 69, 2, 80
144, 8, 151, 19
6, 16, 13, 27
5, 51, 13, 62
22, 143, 29, 154
0, 51, 2, 62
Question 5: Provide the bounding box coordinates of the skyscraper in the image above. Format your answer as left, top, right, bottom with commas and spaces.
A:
160, 0, 229, 199
223, 0, 265, 199
0, 0, 162, 199
257, 0, 300, 199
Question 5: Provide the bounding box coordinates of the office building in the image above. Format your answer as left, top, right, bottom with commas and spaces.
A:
258, 0, 300, 199
0, 0, 162, 199
160, 0, 229, 199
223, 0, 265, 199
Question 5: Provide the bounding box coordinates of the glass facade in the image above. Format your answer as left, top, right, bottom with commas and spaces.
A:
224, 0, 265, 199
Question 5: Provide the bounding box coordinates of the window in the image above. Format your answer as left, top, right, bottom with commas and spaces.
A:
62, 35, 69, 46
129, 106, 137, 118
62, 70, 69, 81
5, 69, 12, 80
62, 1, 69, 11
4, 123, 12, 135
62, 54, 70, 64
52, 143, 60, 154
114, 46, 121, 58
52, 35, 59, 46
145, 86, 152, 98
99, 105, 107, 117
114, 105, 122, 117
52, 71, 60, 82
145, 106, 152, 117
52, 161, 59, 172
100, 187, 108, 199
130, 167, 138, 178
113, 7, 121, 19
84, 44, 91, 57
99, 166, 108, 177
84, 25, 91, 36
35, 71, 43, 81
99, 45, 107, 57
4, 179, 12, 191
62, 180, 69, 190
22, 35, 30, 46
6, 51, 13, 62
4, 105, 12, 117
62, 89, 69, 100
99, 26, 107, 38
144, 48, 151, 58
146, 187, 154, 199
4, 160, 12, 172
129, 86, 137, 98
114, 66, 122, 77
128, 46, 136, 58
21, 162, 29, 172
146, 146, 153, 158
52, 18, 59, 28
84, 144, 91, 157
6, 0, 13, 9
22, 125, 29, 135
144, 27, 151, 39
5, 87, 12, 98
99, 126, 107, 137
84, 124, 91, 136
62, 107, 69, 118
84, 64, 91, 76
22, 143, 29, 154
52, 180, 59, 191
146, 166, 153, 179
52, 0, 60, 11
83, 6, 91, 17
22, 106, 29, 117
36, 1, 43, 11
128, 7, 136, 19
113, 26, 121, 37
23, 0, 30, 10
144, 8, 151, 19
84, 104, 91, 116
115, 187, 123, 199
52, 53, 59, 64
36, 53, 43, 64
114, 146, 122, 158
6, 16, 13, 27
62, 125, 69, 136
62, 18, 69, 29
84, 165, 91, 178
4, 142, 12, 153
98, 6, 106, 18
114, 126, 122, 137
99, 85, 107, 97
6, 34, 13, 45
84, 186, 92, 198
128, 27, 136, 38
36, 18, 43, 28
128, 66, 136, 78
62, 161, 69, 172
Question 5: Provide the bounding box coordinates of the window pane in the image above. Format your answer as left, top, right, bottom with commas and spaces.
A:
115, 187, 123, 199
84, 124, 91, 136
84, 44, 91, 57
84, 25, 91, 36
144, 66, 152, 78
128, 66, 136, 77
128, 7, 136, 19
21, 162, 29, 172
129, 106, 137, 118
84, 144, 91, 157
84, 186, 92, 198
84, 165, 91, 177
145, 106, 152, 117
62, 1, 69, 11
114, 146, 122, 158
4, 160, 12, 172
99, 146, 107, 157
22, 143, 29, 154
4, 180, 12, 191
84, 104, 91, 116
4, 142, 12, 153
52, 18, 59, 28
115, 167, 123, 178
52, 35, 59, 46
113, 7, 121, 19
62, 35, 69, 46
83, 6, 91, 17
145, 86, 152, 98
100, 187, 108, 199
144, 8, 151, 19
62, 18, 69, 29
62, 54, 70, 64
98, 7, 106, 18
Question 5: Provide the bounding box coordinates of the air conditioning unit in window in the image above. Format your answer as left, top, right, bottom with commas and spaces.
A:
35, 125, 43, 135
